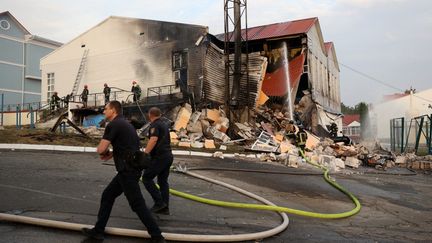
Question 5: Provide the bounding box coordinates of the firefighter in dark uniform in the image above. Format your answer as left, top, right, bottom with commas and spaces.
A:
81, 101, 165, 243
329, 122, 338, 137
131, 80, 141, 102
142, 107, 173, 215
50, 92, 61, 111
296, 126, 308, 154
103, 83, 111, 104
81, 84, 89, 107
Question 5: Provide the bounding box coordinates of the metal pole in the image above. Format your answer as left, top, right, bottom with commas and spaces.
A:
16, 105, 20, 129
231, 0, 241, 107
414, 117, 423, 154
1, 93, 3, 126
390, 119, 394, 152
30, 107, 35, 129
401, 117, 404, 154
19, 105, 22, 129
428, 114, 432, 154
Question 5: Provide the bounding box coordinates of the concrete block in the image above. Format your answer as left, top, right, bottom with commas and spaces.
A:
395, 156, 407, 164
178, 141, 191, 148
319, 155, 336, 166
204, 139, 216, 149
174, 107, 192, 131
334, 158, 345, 169
287, 154, 300, 168
213, 151, 224, 159
345, 156, 361, 168
191, 141, 204, 149
204, 109, 220, 123
170, 131, 178, 140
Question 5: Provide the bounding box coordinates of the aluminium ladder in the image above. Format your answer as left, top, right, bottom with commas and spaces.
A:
71, 49, 89, 95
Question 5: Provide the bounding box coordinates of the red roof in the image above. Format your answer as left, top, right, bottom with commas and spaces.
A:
261, 53, 305, 96
343, 114, 360, 126
220, 17, 318, 41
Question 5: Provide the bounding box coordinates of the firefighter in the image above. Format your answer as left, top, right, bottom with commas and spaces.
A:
50, 92, 61, 111
131, 80, 141, 102
329, 122, 338, 137
81, 85, 89, 107
296, 126, 308, 154
103, 83, 111, 104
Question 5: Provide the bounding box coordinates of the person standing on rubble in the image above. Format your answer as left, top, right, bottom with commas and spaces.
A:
296, 125, 308, 154
131, 80, 141, 102
81, 84, 89, 107
142, 107, 173, 215
81, 101, 165, 243
103, 83, 111, 104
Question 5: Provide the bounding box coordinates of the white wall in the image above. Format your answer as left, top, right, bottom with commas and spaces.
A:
40, 17, 207, 102
307, 24, 340, 113
372, 89, 432, 140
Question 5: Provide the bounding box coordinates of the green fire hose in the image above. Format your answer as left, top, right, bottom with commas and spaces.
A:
169, 150, 361, 219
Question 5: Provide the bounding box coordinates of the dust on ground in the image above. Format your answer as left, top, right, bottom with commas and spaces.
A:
0, 126, 99, 147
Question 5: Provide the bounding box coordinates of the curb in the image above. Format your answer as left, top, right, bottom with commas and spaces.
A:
0, 143, 255, 159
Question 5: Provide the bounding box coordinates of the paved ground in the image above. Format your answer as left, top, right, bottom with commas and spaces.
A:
0, 150, 431, 243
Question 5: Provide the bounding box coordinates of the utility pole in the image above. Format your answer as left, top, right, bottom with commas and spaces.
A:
224, 0, 249, 122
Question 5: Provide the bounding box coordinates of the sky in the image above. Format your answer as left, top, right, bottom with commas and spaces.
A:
2, 0, 432, 106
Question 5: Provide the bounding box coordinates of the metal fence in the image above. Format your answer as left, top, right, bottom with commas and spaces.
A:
390, 114, 432, 155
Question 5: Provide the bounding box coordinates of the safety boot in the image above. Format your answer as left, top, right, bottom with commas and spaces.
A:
81, 227, 104, 240
150, 202, 169, 214
150, 236, 166, 243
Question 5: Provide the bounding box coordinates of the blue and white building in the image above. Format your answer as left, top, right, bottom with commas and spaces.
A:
0, 11, 62, 110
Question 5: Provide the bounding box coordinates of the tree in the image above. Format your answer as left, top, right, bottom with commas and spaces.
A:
341, 101, 371, 140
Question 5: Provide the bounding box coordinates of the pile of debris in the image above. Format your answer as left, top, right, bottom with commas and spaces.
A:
170, 104, 230, 150
168, 103, 432, 172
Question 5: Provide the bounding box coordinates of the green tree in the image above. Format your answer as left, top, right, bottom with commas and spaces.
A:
356, 102, 369, 138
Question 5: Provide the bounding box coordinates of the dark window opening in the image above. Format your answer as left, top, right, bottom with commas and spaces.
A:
172, 51, 188, 70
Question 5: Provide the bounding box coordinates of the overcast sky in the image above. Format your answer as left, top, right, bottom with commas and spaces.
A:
2, 0, 431, 106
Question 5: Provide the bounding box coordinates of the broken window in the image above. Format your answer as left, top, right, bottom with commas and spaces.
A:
172, 51, 188, 70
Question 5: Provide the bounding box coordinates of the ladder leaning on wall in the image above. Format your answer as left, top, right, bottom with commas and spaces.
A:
71, 49, 89, 96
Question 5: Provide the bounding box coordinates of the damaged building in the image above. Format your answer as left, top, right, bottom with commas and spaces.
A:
209, 17, 342, 135
40, 16, 208, 107
39, 16, 340, 138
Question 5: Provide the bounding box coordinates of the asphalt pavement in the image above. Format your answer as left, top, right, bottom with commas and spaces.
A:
0, 150, 431, 242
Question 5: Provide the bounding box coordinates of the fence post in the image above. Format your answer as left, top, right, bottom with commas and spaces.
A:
30, 107, 35, 129
16, 105, 21, 129
0, 93, 3, 126
428, 114, 432, 154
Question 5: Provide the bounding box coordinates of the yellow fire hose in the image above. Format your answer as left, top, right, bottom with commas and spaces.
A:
171, 150, 361, 219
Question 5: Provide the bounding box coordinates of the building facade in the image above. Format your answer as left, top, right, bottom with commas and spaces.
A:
371, 88, 432, 143
342, 114, 361, 143
217, 17, 341, 134
40, 16, 208, 105
0, 11, 61, 110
